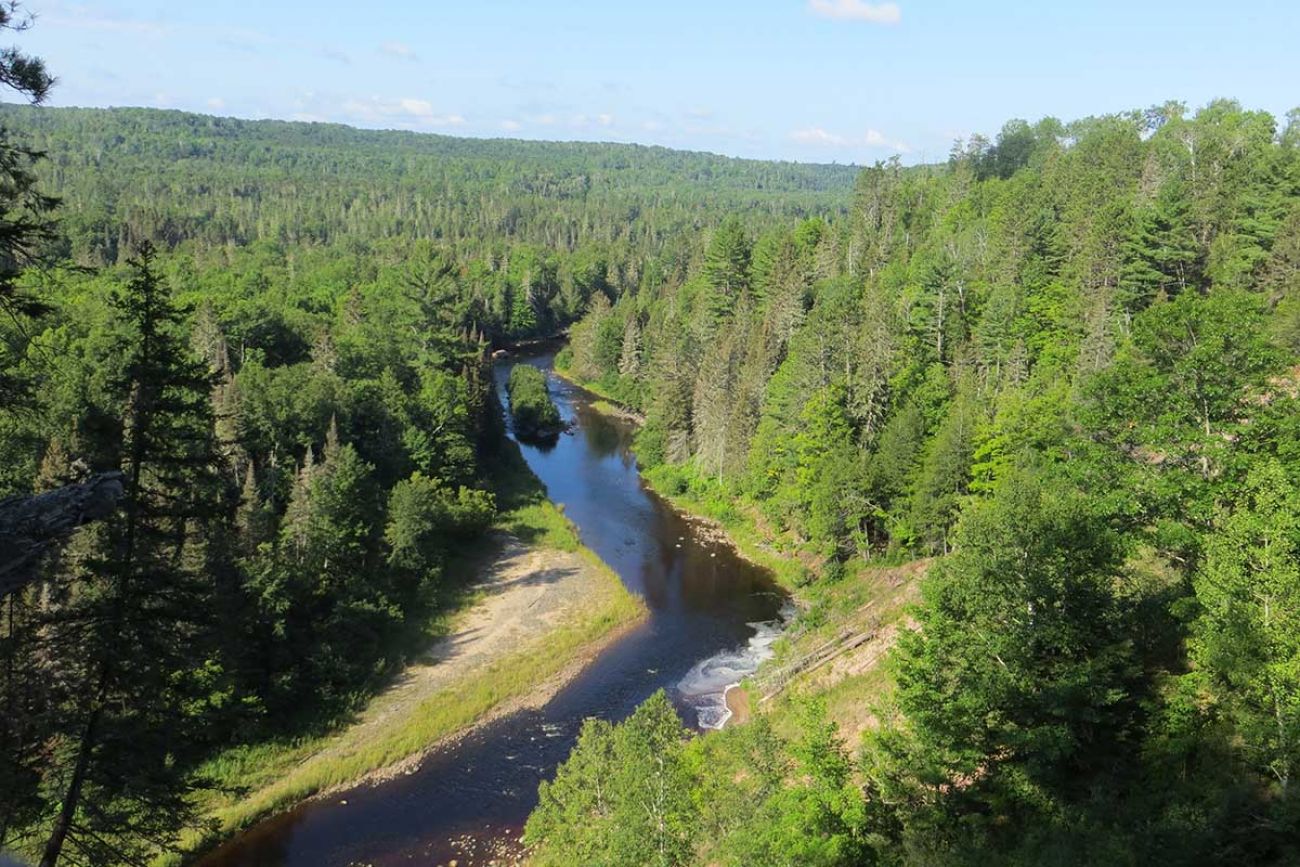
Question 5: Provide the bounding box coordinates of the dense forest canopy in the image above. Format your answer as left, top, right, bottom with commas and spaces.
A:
542, 98, 1300, 865
0, 104, 856, 264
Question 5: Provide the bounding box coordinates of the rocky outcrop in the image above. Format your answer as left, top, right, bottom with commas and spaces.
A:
0, 471, 125, 597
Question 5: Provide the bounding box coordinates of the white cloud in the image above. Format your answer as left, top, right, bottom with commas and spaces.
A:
379, 41, 418, 61
791, 126, 910, 152
791, 126, 849, 146
807, 0, 901, 24
500, 119, 523, 132
397, 97, 434, 116
568, 113, 615, 129
864, 129, 899, 147
207, 97, 226, 110
339, 96, 465, 128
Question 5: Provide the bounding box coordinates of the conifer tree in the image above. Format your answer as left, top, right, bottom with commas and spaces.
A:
38, 243, 222, 866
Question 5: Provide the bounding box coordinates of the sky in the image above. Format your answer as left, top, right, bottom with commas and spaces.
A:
15, 0, 1300, 165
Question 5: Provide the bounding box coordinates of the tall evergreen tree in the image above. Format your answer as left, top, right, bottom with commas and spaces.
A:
37, 244, 223, 866
871, 468, 1140, 852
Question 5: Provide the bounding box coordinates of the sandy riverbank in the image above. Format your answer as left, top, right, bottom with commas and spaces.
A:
185, 532, 644, 860
318, 535, 643, 787
723, 684, 751, 728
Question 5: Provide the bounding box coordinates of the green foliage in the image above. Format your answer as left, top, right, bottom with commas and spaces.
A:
1189, 461, 1300, 802
0, 103, 853, 301
386, 472, 495, 587
506, 363, 562, 441
527, 691, 694, 867
4, 246, 224, 863
865, 468, 1143, 860
544, 102, 1300, 861
526, 693, 873, 867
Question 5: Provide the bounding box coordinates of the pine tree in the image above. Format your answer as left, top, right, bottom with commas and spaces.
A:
38, 243, 223, 866
701, 216, 751, 327
1119, 180, 1204, 313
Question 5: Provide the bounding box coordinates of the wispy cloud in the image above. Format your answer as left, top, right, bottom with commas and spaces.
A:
791, 126, 909, 152
207, 97, 226, 110
500, 119, 523, 132
807, 0, 901, 24
338, 95, 465, 129
379, 41, 418, 61
320, 47, 351, 65
42, 2, 170, 37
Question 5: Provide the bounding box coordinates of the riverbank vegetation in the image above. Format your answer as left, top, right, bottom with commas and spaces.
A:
548, 100, 1300, 864
507, 364, 564, 441
526, 690, 871, 866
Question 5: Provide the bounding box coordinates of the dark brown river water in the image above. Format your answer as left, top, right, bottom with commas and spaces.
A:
198, 351, 786, 866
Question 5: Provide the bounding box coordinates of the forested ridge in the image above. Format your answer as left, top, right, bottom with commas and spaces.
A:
0, 104, 855, 271
538, 100, 1300, 865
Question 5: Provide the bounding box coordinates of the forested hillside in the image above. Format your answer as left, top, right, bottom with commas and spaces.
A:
1, 104, 853, 277
539, 100, 1300, 864
0, 105, 854, 351
0, 95, 857, 865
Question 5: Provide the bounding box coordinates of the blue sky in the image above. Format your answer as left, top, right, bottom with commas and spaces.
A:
17, 0, 1300, 164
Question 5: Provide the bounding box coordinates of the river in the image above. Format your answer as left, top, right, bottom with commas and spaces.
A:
199, 351, 786, 867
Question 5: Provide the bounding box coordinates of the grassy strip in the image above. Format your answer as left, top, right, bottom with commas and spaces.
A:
178, 568, 640, 859
169, 437, 644, 863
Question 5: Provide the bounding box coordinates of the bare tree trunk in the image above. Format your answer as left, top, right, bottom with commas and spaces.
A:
39, 675, 106, 867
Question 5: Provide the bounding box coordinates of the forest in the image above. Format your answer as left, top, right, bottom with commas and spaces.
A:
543, 101, 1300, 865
2, 6, 1300, 865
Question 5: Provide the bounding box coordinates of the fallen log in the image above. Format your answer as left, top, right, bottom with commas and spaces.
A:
0, 471, 125, 598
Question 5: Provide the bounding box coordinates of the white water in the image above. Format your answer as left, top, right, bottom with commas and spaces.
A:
675, 602, 795, 729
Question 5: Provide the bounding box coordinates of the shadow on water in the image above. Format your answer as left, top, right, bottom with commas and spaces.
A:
199, 350, 786, 867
